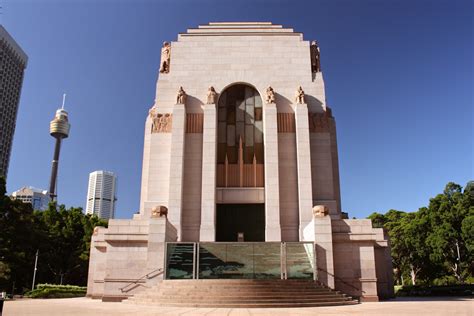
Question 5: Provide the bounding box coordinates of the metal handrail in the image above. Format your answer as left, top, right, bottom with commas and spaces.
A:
317, 267, 366, 294
119, 267, 164, 293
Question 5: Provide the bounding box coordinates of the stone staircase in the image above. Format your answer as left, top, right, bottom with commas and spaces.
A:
126, 279, 358, 308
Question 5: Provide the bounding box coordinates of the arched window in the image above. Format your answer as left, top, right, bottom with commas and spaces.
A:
217, 84, 263, 164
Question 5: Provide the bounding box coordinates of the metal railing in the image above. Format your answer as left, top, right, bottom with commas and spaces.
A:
317, 267, 365, 301
119, 267, 164, 293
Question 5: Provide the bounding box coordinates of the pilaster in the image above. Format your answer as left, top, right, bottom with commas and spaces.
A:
199, 103, 217, 241
295, 103, 314, 239
167, 103, 186, 240
263, 103, 281, 241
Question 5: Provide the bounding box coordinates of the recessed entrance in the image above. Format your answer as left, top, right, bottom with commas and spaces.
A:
216, 204, 265, 241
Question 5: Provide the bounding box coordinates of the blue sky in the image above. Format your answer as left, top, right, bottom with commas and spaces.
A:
3, 0, 472, 218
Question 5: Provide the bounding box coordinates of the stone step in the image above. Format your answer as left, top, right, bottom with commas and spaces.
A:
126, 300, 359, 308
155, 285, 331, 291
146, 290, 342, 296
133, 296, 351, 304
141, 290, 345, 297
126, 279, 357, 308
134, 293, 345, 300
159, 281, 323, 285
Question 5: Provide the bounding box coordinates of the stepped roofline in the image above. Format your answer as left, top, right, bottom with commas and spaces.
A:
179, 22, 302, 38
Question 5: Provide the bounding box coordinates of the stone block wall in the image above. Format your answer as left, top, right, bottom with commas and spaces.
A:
86, 217, 177, 301
331, 219, 392, 301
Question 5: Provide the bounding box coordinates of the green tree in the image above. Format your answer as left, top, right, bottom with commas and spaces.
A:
368, 181, 473, 286
0, 177, 37, 293
425, 183, 472, 282
0, 177, 107, 293
34, 203, 107, 286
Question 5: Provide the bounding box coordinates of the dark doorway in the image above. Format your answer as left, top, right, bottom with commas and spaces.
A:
216, 204, 265, 241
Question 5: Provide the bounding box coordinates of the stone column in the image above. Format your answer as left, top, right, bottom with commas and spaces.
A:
167, 103, 186, 240
312, 206, 335, 289
263, 103, 281, 241
200, 103, 217, 241
295, 103, 314, 240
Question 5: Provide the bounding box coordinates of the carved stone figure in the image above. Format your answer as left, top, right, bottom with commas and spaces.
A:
310, 41, 321, 73
151, 112, 172, 133
176, 86, 187, 104
312, 205, 329, 217
159, 42, 171, 73
265, 86, 275, 104
206, 86, 218, 104
295, 86, 305, 104
151, 205, 168, 218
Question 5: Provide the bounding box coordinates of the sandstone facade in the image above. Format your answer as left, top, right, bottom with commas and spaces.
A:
87, 22, 393, 303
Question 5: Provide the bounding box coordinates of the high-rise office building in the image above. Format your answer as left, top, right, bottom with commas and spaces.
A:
11, 186, 50, 211
0, 25, 28, 178
86, 170, 117, 220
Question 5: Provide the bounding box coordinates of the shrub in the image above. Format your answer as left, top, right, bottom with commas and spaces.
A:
396, 284, 474, 297
25, 284, 86, 298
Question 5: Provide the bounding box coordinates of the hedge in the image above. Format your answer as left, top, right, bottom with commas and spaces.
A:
396, 284, 474, 297
25, 284, 86, 298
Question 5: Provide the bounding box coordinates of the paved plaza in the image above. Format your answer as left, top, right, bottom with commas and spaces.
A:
3, 297, 473, 316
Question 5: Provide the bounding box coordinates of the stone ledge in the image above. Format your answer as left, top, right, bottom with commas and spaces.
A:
332, 233, 377, 242
104, 233, 149, 242
101, 295, 128, 302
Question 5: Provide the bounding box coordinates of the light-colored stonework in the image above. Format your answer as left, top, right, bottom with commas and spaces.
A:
87, 22, 393, 303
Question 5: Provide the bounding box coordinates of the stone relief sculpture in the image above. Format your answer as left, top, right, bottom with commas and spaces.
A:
150, 111, 172, 133
295, 86, 305, 104
312, 205, 329, 217
265, 86, 275, 104
310, 41, 321, 73
151, 205, 168, 218
309, 108, 332, 133
206, 86, 218, 104
176, 86, 187, 104
159, 42, 171, 73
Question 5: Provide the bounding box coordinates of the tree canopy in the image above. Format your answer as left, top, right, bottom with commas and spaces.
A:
0, 177, 107, 294
369, 182, 473, 285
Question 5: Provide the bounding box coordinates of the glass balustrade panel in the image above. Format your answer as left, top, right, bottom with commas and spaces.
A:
165, 243, 195, 279
286, 242, 315, 280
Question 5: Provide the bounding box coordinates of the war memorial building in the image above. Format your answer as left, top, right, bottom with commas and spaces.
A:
87, 22, 394, 306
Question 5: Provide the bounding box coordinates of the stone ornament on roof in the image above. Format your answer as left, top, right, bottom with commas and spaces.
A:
295, 86, 305, 104
151, 205, 168, 218
265, 86, 275, 104
312, 205, 329, 218
159, 42, 171, 73
206, 86, 218, 104
310, 41, 321, 73
176, 86, 187, 104
93, 226, 103, 236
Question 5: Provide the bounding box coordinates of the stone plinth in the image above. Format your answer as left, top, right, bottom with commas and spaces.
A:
86, 217, 177, 301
